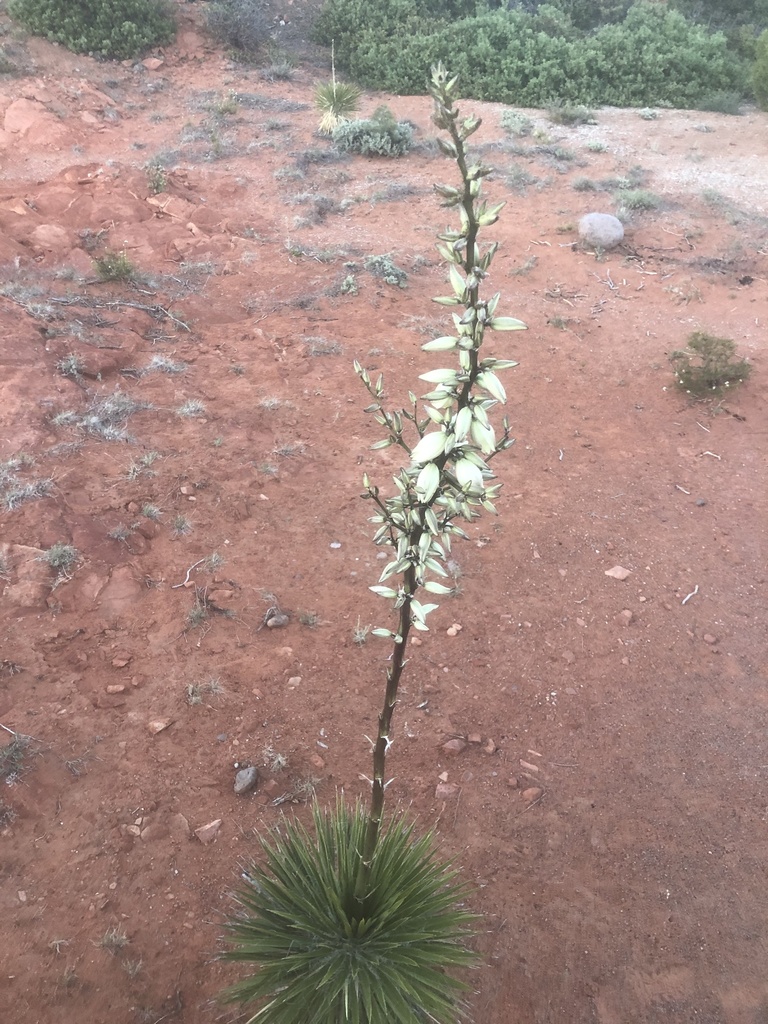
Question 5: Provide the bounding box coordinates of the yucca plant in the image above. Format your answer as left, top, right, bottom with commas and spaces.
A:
315, 43, 361, 135
225, 801, 475, 1024
223, 63, 526, 1024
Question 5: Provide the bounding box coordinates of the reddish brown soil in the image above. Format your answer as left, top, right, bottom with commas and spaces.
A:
1, 5, 767, 1023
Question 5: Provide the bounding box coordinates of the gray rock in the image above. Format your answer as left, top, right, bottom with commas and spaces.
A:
234, 766, 259, 795
578, 213, 624, 250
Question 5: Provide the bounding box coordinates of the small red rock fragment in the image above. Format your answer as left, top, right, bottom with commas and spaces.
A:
605, 565, 631, 581
435, 782, 460, 800
482, 738, 497, 755
616, 609, 634, 627
442, 738, 467, 756
521, 787, 543, 804
703, 633, 718, 644
106, 684, 125, 694
147, 718, 172, 735
468, 733, 482, 745
195, 819, 222, 845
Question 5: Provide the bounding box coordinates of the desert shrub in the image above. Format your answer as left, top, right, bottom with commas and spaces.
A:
580, 3, 743, 108
206, 0, 271, 56
313, 0, 744, 108
500, 110, 533, 136
7, 0, 175, 60
546, 98, 596, 124
670, 331, 752, 396
93, 250, 136, 281
42, 543, 78, 571
695, 90, 743, 114
332, 106, 413, 157
754, 29, 768, 109
617, 188, 661, 210
669, 0, 768, 31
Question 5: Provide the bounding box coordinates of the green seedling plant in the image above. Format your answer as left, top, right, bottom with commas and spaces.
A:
223, 64, 526, 1024
670, 330, 752, 397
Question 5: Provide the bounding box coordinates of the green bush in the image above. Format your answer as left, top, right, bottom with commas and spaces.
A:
313, 0, 745, 108
754, 29, 768, 108
670, 331, 752, 397
332, 106, 413, 157
8, 0, 176, 60
695, 89, 743, 114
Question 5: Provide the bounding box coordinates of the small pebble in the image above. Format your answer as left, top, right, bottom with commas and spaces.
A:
442, 738, 467, 756
234, 766, 259, 795
329, 541, 342, 549
696, 499, 707, 507
521, 786, 543, 804
195, 819, 222, 845
435, 781, 459, 800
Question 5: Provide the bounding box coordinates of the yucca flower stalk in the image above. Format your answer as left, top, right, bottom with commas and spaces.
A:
223, 64, 525, 1024
353, 61, 526, 902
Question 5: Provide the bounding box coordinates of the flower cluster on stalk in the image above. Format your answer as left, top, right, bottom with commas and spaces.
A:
356, 63, 528, 639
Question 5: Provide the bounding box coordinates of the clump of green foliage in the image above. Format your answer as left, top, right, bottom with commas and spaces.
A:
617, 188, 661, 211
364, 254, 408, 287
313, 0, 746, 108
42, 543, 79, 572
670, 331, 752, 397
546, 99, 596, 124
146, 162, 168, 195
0, 726, 35, 787
93, 250, 136, 282
500, 110, 533, 136
332, 105, 413, 157
8, 0, 175, 60
695, 90, 743, 114
754, 29, 768, 109
224, 801, 474, 1024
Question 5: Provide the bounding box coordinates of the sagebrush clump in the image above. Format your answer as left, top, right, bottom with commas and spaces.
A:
8, 0, 175, 60
206, 0, 270, 57
332, 106, 413, 157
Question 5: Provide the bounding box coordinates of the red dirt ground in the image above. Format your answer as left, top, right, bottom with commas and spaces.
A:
1, 5, 767, 1023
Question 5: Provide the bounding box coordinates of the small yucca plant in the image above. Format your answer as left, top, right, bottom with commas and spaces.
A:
224, 802, 475, 1024
315, 43, 361, 135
